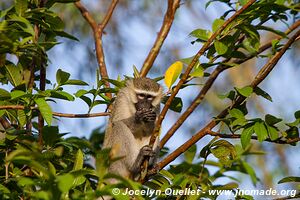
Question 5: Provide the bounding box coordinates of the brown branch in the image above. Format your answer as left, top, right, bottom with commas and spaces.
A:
159, 19, 300, 148
155, 29, 300, 171
98, 0, 119, 31
38, 64, 46, 146
0, 105, 110, 118
74, 2, 97, 30
149, 0, 257, 150
207, 130, 300, 144
75, 1, 119, 99
52, 112, 110, 118
140, 0, 181, 77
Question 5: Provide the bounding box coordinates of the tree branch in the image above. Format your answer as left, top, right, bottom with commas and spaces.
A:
74, 2, 97, 30
207, 130, 300, 144
155, 28, 300, 171
75, 1, 119, 98
149, 0, 256, 150
0, 105, 110, 118
140, 0, 181, 77
159, 19, 300, 148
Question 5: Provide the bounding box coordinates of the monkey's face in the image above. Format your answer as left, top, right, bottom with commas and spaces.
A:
135, 93, 157, 123
135, 93, 154, 111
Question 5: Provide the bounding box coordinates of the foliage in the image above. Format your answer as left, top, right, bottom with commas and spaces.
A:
0, 0, 299, 199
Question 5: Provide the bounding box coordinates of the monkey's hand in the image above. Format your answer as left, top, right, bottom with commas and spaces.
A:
130, 145, 156, 179
135, 109, 156, 123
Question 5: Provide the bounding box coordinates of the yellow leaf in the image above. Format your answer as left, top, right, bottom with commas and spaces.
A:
164, 61, 183, 89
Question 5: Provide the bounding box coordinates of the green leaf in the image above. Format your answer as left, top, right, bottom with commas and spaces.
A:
241, 126, 254, 149
54, 30, 79, 41
15, 0, 28, 16
18, 177, 35, 186
190, 65, 204, 77
212, 18, 225, 32
265, 114, 282, 125
242, 37, 259, 53
103, 78, 126, 88
51, 91, 75, 101
184, 145, 197, 164
214, 39, 228, 55
73, 149, 84, 170
0, 184, 10, 194
210, 140, 237, 167
189, 29, 210, 42
218, 90, 236, 100
235, 86, 253, 97
278, 176, 300, 184
42, 126, 60, 146
56, 69, 70, 85
242, 161, 258, 185
35, 98, 52, 125
63, 79, 88, 86
253, 87, 272, 102
5, 64, 23, 87
256, 25, 286, 37
161, 96, 183, 113
229, 108, 245, 119
10, 90, 27, 99
133, 65, 140, 78
17, 109, 26, 127
0, 88, 11, 100
57, 174, 74, 193
294, 110, 300, 119
254, 122, 268, 142
75, 89, 88, 97
79, 95, 92, 107
266, 125, 279, 141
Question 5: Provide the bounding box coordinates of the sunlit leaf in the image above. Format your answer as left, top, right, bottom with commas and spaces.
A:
164, 61, 183, 89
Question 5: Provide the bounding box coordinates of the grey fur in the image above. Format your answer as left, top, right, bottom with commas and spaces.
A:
103, 77, 163, 181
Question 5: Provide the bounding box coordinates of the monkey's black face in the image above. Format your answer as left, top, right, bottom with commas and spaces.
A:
135, 93, 156, 123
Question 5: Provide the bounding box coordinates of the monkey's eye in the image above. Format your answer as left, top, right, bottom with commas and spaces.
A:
137, 94, 145, 99
147, 95, 154, 101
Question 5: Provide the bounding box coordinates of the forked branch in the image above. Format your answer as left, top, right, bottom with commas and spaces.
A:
75, 0, 119, 98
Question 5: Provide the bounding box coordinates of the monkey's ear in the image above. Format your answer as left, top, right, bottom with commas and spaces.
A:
152, 86, 163, 106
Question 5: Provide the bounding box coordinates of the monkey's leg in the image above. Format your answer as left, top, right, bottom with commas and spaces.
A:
130, 145, 155, 179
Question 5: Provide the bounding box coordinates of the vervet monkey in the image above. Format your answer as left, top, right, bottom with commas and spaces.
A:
103, 77, 163, 181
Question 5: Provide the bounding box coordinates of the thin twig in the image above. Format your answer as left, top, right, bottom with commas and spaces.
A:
0, 105, 110, 118
154, 29, 300, 171
159, 19, 300, 148
140, 0, 181, 77
207, 130, 300, 144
